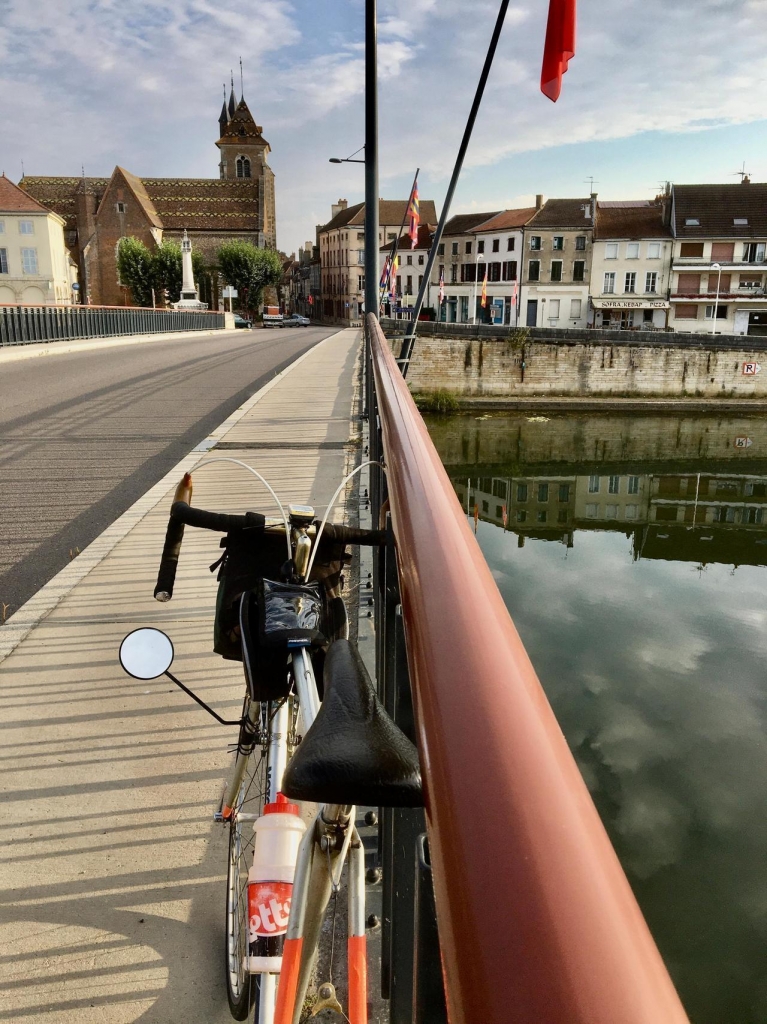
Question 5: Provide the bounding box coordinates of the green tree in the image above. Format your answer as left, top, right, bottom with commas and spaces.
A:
116, 237, 153, 307
217, 241, 282, 314
152, 241, 183, 303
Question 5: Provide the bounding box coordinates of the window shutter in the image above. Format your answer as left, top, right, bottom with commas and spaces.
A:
677, 273, 701, 294
710, 242, 734, 262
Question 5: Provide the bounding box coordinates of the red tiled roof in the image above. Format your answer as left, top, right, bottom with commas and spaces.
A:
379, 224, 436, 251
471, 208, 538, 232
442, 212, 501, 236
595, 202, 672, 240
0, 174, 52, 213
320, 199, 438, 234
217, 98, 270, 149
527, 198, 594, 228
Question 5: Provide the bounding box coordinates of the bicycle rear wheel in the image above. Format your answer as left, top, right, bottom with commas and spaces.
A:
226, 701, 268, 1020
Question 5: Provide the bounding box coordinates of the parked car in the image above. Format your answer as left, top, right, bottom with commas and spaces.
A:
280, 313, 311, 328
233, 314, 252, 329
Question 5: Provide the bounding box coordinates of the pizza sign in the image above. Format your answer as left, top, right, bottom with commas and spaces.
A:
742, 362, 762, 375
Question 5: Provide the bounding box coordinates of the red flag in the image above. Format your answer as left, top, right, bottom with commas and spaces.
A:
480, 269, 488, 308
541, 0, 576, 102
408, 182, 420, 244
502, 504, 508, 528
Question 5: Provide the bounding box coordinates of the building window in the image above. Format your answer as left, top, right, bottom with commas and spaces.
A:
116, 202, 126, 214
553, 236, 564, 250
608, 475, 620, 494
643, 309, 653, 323
684, 217, 700, 226
492, 238, 500, 253
551, 260, 563, 282
745, 507, 763, 524
575, 235, 586, 251
704, 304, 728, 319
605, 242, 618, 260
19, 220, 34, 235
570, 298, 582, 318
647, 242, 661, 259
675, 304, 699, 319
529, 236, 541, 250
559, 483, 570, 502
645, 272, 658, 293
538, 483, 549, 502
626, 243, 640, 259
516, 509, 527, 523
605, 504, 618, 519
477, 240, 485, 254
625, 504, 638, 519
451, 242, 459, 255
405, 275, 413, 295
406, 255, 412, 265
743, 242, 766, 263
588, 475, 600, 493
604, 272, 616, 294
465, 241, 472, 255
418, 254, 424, 266
529, 260, 540, 282
0, 248, 7, 274
537, 510, 548, 523
0, 221, 4, 233
450, 265, 457, 283
437, 243, 444, 256
573, 260, 585, 282
21, 247, 38, 274
549, 299, 560, 318
517, 483, 528, 502
502, 260, 517, 281
236, 156, 251, 178
628, 476, 639, 494
507, 237, 515, 251
586, 503, 599, 518
679, 242, 704, 258
558, 509, 568, 523
624, 272, 636, 293
388, 233, 396, 241
462, 263, 476, 283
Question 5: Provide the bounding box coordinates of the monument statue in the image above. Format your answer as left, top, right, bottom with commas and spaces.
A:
174, 230, 208, 309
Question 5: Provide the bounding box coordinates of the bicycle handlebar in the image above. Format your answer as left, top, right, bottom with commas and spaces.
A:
154, 473, 384, 602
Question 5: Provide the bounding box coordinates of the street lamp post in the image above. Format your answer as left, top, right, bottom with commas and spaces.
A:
472, 253, 485, 324
711, 261, 722, 335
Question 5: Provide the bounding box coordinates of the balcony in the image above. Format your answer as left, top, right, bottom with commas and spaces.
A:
670, 289, 766, 300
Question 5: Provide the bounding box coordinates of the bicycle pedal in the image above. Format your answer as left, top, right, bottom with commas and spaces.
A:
311, 981, 343, 1016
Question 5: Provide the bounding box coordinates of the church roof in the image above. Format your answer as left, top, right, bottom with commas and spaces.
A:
111, 166, 163, 228
217, 98, 269, 148
20, 174, 261, 233
0, 173, 52, 213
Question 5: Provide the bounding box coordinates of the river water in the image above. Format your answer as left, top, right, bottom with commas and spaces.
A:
425, 410, 767, 1024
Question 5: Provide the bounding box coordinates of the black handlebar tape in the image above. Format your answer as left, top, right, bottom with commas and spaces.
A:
154, 515, 186, 601
321, 524, 386, 546
169, 501, 266, 534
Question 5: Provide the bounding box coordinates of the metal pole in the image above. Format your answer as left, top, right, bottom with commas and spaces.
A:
472, 253, 484, 324
711, 262, 722, 334
398, 0, 510, 373
364, 0, 379, 323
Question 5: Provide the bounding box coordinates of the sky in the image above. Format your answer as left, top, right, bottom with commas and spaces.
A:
1, 0, 767, 256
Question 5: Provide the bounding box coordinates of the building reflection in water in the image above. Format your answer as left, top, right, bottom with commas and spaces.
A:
457, 470, 767, 567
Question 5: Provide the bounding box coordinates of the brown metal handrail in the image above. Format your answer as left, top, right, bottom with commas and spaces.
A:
367, 313, 690, 1024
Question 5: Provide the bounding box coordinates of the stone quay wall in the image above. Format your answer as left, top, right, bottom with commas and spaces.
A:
384, 323, 767, 399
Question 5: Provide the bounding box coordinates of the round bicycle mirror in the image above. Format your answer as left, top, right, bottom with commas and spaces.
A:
119, 628, 174, 680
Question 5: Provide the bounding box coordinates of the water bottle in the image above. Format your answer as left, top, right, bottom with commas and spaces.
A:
247, 793, 306, 973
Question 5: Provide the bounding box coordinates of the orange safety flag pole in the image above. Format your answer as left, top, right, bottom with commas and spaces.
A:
540, 0, 576, 102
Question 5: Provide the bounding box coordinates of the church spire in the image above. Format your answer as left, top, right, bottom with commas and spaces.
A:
228, 72, 237, 119
219, 83, 229, 133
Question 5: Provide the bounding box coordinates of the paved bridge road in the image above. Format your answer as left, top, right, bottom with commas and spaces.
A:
0, 326, 337, 617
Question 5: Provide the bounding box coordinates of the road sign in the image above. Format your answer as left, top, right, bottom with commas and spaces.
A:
734, 437, 753, 448
71, 283, 80, 291
742, 362, 761, 375
222, 287, 238, 298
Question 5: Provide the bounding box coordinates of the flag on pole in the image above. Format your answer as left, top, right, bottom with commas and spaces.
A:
380, 254, 391, 289
473, 504, 479, 534
481, 269, 488, 308
439, 267, 445, 304
390, 255, 399, 299
407, 181, 420, 245
541, 0, 576, 102
502, 504, 508, 528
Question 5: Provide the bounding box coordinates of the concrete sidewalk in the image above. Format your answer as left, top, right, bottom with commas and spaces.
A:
0, 329, 362, 1023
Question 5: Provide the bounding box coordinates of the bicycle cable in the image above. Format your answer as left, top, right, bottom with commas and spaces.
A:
193, 456, 292, 562
306, 460, 385, 580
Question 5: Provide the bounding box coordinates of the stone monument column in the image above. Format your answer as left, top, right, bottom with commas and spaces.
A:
174, 229, 207, 309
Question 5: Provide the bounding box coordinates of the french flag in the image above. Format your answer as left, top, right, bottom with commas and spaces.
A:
540, 0, 576, 102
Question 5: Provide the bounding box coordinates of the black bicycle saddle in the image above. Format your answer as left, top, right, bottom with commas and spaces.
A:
282, 639, 423, 807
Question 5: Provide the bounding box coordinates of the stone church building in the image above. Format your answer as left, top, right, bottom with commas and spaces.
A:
20, 86, 275, 307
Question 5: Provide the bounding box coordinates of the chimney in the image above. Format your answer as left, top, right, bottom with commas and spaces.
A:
590, 192, 597, 222
331, 198, 349, 219
535, 194, 544, 210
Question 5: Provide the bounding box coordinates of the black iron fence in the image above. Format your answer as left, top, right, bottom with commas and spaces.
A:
0, 304, 225, 347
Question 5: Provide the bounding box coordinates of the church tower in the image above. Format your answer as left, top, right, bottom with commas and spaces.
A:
216, 88, 276, 249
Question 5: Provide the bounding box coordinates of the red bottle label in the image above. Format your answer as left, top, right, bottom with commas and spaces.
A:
248, 881, 292, 940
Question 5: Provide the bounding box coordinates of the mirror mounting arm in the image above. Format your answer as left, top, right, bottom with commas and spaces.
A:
165, 671, 243, 726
